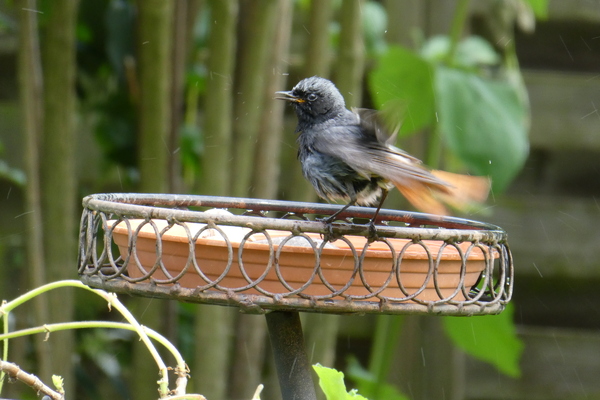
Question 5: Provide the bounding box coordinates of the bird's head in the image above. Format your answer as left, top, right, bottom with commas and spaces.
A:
276, 76, 346, 125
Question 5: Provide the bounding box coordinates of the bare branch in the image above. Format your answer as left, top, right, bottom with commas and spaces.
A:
0, 360, 64, 400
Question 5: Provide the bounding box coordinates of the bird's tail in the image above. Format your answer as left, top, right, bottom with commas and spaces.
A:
394, 170, 491, 216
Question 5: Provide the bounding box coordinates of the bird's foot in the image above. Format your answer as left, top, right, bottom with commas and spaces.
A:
316, 213, 339, 224
317, 215, 339, 241
367, 220, 379, 241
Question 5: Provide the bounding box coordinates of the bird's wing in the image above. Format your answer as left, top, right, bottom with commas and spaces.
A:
312, 124, 450, 188
351, 108, 424, 163
351, 108, 398, 145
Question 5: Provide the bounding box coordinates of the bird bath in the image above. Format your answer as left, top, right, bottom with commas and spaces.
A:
78, 193, 513, 399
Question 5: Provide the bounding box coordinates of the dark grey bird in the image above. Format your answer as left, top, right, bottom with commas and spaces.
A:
276, 76, 490, 223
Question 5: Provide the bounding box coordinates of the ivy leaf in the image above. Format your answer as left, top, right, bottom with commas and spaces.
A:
369, 45, 435, 137
455, 36, 501, 67
435, 66, 529, 192
345, 357, 410, 400
421, 35, 500, 69
442, 304, 524, 378
313, 364, 369, 400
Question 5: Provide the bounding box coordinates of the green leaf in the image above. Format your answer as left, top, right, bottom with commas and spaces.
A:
442, 304, 524, 378
435, 66, 529, 192
346, 357, 409, 400
313, 364, 369, 400
455, 36, 501, 67
420, 35, 451, 63
362, 1, 388, 56
523, 0, 548, 19
52, 375, 65, 393
369, 45, 435, 136
421, 35, 500, 69
0, 160, 26, 187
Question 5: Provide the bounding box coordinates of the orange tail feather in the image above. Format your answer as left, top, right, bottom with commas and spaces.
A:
396, 184, 450, 215
394, 171, 491, 215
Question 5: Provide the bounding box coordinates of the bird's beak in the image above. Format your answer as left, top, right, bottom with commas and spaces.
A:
275, 90, 305, 103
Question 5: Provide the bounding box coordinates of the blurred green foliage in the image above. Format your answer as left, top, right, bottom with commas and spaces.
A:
443, 304, 524, 378
435, 65, 529, 192
1, 0, 549, 397
313, 364, 370, 400
345, 357, 409, 400
369, 46, 435, 137
369, 35, 529, 193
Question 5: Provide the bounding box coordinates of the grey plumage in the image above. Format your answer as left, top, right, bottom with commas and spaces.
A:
276, 76, 490, 218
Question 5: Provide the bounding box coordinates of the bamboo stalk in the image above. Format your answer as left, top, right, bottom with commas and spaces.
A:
251, 0, 293, 199
134, 2, 174, 399
39, 0, 79, 395
16, 1, 52, 393
281, 0, 335, 203
168, 0, 191, 194
193, 3, 238, 398
305, 0, 334, 77
303, 2, 366, 393
335, 0, 365, 108
230, 0, 279, 197
137, 0, 173, 194
194, 305, 236, 400
231, 3, 294, 393
202, 0, 238, 195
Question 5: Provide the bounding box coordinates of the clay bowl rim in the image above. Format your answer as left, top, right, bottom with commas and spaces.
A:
108, 219, 496, 263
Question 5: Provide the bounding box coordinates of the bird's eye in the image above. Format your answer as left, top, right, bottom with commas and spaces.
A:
307, 93, 318, 102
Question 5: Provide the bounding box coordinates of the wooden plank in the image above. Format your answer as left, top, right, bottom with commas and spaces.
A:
471, 0, 600, 22
524, 71, 600, 152
466, 326, 600, 400
480, 195, 600, 278
425, 0, 458, 36
547, 0, 600, 22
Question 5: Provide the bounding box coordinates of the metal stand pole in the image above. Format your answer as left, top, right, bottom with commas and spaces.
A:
265, 311, 317, 400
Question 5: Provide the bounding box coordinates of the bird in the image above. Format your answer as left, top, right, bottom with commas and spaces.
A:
275, 76, 490, 224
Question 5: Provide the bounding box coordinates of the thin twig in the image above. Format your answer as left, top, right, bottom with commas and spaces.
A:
0, 360, 64, 400
0, 280, 179, 397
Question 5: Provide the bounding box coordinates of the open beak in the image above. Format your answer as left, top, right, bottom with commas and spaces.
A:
275, 90, 305, 103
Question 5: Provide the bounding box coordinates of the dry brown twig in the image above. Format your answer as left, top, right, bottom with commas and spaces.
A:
0, 360, 64, 400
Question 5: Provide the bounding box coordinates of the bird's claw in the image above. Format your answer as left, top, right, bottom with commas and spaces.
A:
317, 215, 339, 241
316, 214, 337, 224
367, 220, 379, 241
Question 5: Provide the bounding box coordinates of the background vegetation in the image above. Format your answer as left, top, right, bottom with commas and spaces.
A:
1, 0, 600, 399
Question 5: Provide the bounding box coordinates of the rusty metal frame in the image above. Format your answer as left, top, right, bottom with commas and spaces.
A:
78, 193, 513, 316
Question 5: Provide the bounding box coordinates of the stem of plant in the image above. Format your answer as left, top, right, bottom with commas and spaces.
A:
0, 301, 9, 393
0, 280, 179, 397
0, 321, 184, 367
445, 0, 472, 67
368, 316, 404, 400
425, 120, 444, 169
428, 0, 471, 169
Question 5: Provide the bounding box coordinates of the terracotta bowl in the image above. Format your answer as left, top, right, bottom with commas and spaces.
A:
110, 219, 491, 302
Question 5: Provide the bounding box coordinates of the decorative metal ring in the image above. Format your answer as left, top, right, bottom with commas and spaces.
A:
78, 193, 513, 316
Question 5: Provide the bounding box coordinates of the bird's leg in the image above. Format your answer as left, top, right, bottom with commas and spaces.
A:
323, 199, 356, 224
368, 189, 388, 240
316, 192, 357, 241
318, 199, 354, 242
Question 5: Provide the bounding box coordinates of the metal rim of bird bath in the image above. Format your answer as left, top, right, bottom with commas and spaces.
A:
77, 193, 513, 400
78, 193, 512, 315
